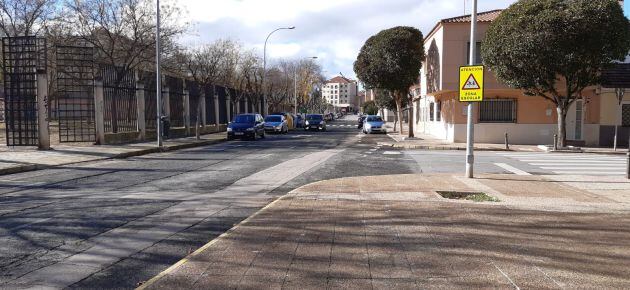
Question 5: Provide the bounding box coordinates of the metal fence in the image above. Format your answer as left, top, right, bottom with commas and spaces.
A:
166, 75, 184, 128
102, 65, 137, 133
204, 84, 216, 125
2, 36, 46, 146
140, 70, 157, 130
56, 44, 95, 142
217, 86, 228, 124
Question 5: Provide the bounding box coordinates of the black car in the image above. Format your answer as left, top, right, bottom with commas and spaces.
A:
304, 114, 327, 131
227, 114, 266, 140
357, 115, 366, 129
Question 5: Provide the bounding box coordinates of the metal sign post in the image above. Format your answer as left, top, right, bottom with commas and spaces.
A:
614, 88, 625, 151
464, 0, 479, 178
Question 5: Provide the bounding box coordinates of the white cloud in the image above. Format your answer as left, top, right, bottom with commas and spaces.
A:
179, 0, 517, 80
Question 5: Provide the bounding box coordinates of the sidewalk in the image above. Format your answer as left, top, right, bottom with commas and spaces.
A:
0, 133, 227, 176
139, 173, 630, 289
384, 123, 627, 154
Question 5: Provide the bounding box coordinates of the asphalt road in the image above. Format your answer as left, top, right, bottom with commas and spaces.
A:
0, 115, 417, 289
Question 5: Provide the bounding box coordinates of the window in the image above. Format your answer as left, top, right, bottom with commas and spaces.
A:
436, 101, 442, 122
429, 103, 435, 121
623, 104, 630, 127
466, 42, 483, 65
479, 99, 517, 123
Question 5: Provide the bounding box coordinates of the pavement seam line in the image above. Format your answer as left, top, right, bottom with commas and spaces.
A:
136, 195, 288, 290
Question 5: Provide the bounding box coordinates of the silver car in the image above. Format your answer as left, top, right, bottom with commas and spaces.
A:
362, 115, 386, 134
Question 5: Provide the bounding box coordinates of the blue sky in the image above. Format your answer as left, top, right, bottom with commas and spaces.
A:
180, 0, 628, 80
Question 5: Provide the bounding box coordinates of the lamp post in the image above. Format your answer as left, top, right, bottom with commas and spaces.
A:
295, 56, 318, 115
155, 0, 162, 148
263, 26, 295, 116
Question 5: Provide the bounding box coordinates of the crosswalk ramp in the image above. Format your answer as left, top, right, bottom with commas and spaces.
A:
498, 152, 627, 175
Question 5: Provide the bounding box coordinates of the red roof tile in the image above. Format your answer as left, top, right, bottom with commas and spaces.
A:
426, 9, 503, 41
327, 76, 354, 84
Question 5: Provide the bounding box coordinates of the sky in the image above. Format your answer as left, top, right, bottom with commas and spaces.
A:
179, 0, 630, 81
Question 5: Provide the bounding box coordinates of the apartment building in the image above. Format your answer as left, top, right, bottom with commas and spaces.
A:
322, 76, 358, 112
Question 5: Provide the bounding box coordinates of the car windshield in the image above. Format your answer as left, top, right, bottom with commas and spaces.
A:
367, 116, 383, 122
265, 116, 282, 122
233, 115, 255, 123
306, 115, 323, 121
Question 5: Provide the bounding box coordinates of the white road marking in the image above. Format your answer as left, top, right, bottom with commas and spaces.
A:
494, 163, 532, 175
492, 262, 521, 290
383, 151, 402, 155
500, 152, 626, 176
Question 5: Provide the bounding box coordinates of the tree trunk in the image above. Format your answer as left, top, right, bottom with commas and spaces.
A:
395, 98, 403, 134
556, 106, 567, 148
407, 97, 414, 138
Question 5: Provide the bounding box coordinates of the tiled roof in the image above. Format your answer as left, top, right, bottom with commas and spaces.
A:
327, 76, 354, 84
602, 63, 630, 88
426, 9, 503, 41
441, 9, 503, 24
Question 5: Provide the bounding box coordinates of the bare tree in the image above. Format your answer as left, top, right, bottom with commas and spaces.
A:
0, 0, 59, 37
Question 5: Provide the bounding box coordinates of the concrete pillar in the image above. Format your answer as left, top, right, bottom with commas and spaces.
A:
184, 89, 190, 135
244, 98, 249, 113
213, 94, 220, 127
162, 87, 170, 118
200, 93, 207, 126
94, 78, 105, 145
226, 96, 232, 123
136, 83, 146, 140
263, 97, 268, 116
37, 70, 50, 150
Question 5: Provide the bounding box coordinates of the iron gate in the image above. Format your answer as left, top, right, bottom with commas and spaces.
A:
2, 36, 46, 146
56, 44, 95, 142
166, 76, 184, 128
140, 70, 157, 130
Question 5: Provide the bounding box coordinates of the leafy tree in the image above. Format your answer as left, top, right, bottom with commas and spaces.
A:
362, 100, 378, 115
482, 0, 630, 147
354, 26, 424, 137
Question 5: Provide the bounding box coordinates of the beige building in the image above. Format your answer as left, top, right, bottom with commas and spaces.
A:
414, 9, 629, 147
322, 76, 358, 111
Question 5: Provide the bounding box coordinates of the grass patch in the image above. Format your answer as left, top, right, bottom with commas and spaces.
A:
437, 191, 500, 202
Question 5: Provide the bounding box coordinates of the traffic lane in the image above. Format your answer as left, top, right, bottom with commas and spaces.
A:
0, 127, 357, 288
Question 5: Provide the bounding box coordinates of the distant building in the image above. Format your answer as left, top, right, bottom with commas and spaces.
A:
322, 76, 358, 111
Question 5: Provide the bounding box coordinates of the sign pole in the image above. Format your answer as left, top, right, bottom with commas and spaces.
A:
465, 0, 478, 178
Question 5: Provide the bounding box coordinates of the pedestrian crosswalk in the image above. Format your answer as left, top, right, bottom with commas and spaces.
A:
498, 152, 627, 175
329, 124, 356, 127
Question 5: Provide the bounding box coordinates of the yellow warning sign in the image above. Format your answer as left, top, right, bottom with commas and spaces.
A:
459, 65, 484, 102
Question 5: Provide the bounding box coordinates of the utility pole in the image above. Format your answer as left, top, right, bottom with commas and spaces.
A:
155, 0, 162, 148
465, 0, 477, 178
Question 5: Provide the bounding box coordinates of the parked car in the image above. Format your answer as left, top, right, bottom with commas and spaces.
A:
304, 114, 327, 131
294, 114, 304, 128
362, 115, 386, 134
227, 114, 266, 140
272, 112, 294, 130
357, 115, 366, 129
264, 115, 288, 134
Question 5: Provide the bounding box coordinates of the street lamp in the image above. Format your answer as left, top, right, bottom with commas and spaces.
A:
263, 26, 295, 115
295, 56, 318, 115
155, 0, 162, 148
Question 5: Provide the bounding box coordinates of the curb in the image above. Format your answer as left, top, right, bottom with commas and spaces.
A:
0, 137, 227, 177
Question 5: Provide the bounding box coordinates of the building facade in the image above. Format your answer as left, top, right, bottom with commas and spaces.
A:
322, 76, 358, 112
414, 9, 629, 147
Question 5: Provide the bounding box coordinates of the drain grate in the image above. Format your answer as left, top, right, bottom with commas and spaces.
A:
436, 191, 500, 202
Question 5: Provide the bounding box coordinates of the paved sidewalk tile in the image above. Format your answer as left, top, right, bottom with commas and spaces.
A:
140, 174, 630, 290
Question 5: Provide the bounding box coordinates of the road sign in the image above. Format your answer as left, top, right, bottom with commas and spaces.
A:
459, 65, 484, 102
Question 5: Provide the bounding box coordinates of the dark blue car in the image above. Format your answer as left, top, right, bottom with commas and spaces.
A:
227, 114, 266, 140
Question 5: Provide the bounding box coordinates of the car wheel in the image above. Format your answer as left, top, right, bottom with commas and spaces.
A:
227, 136, 233, 141
261, 131, 266, 139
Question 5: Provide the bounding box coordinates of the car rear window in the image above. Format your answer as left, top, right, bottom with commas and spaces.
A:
367, 116, 383, 122
265, 116, 282, 122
